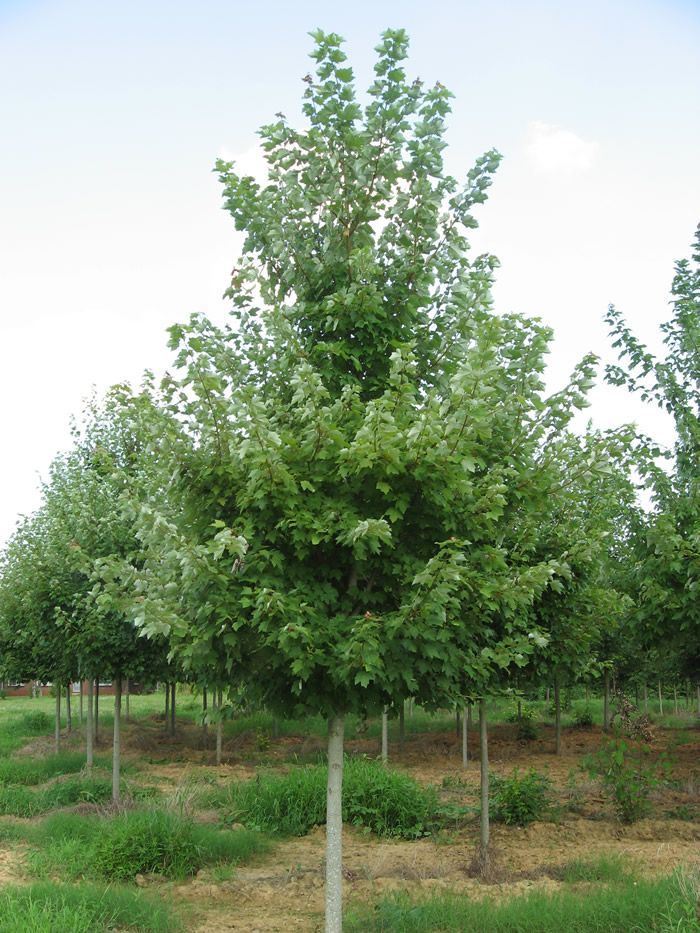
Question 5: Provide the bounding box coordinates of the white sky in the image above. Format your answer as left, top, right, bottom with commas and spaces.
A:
1, 0, 699, 546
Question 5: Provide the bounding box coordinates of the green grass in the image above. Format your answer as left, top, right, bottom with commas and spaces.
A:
552, 854, 632, 884
22, 807, 270, 882
0, 752, 111, 786
345, 871, 700, 932
214, 755, 442, 838
0, 881, 183, 932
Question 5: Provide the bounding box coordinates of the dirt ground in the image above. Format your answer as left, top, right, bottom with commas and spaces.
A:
135, 718, 700, 932
2, 717, 699, 932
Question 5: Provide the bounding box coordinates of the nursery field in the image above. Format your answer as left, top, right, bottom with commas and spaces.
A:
0, 692, 697, 932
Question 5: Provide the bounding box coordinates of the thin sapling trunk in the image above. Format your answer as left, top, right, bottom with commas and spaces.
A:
325, 711, 344, 933
479, 698, 489, 865
462, 704, 468, 770
54, 683, 61, 754
202, 686, 208, 749
86, 678, 93, 770
65, 683, 71, 731
112, 678, 121, 802
216, 688, 223, 765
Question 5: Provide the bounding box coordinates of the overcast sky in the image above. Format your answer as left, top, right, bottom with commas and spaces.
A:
1, 0, 699, 547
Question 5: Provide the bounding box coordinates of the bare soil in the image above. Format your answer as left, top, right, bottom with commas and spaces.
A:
2, 717, 699, 932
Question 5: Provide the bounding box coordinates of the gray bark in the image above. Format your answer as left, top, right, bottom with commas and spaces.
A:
54, 684, 61, 754
112, 678, 121, 802
658, 681, 664, 716
216, 688, 223, 766
202, 686, 209, 749
325, 711, 345, 933
462, 704, 468, 770
479, 698, 489, 862
94, 680, 99, 741
86, 679, 93, 770
603, 670, 611, 732
65, 684, 71, 731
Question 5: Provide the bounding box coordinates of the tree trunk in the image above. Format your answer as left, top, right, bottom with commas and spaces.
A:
545, 686, 550, 705
54, 684, 61, 754
603, 671, 611, 732
479, 698, 489, 865
125, 679, 130, 722
554, 677, 562, 755
165, 681, 170, 728
65, 683, 72, 732
381, 709, 388, 763
170, 683, 176, 736
462, 704, 468, 770
94, 680, 99, 741
643, 682, 648, 715
86, 679, 93, 770
216, 688, 223, 766
658, 681, 664, 716
202, 686, 209, 749
79, 681, 83, 725
112, 678, 121, 802
325, 711, 345, 933
399, 702, 405, 750
467, 703, 473, 731
409, 697, 413, 717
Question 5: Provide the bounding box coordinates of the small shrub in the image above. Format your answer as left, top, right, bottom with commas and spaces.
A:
491, 767, 552, 827
516, 719, 539, 741
584, 738, 672, 824
505, 703, 536, 724
573, 706, 594, 729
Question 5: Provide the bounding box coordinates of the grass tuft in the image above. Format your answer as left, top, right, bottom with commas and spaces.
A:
217, 755, 440, 838
0, 881, 183, 932
345, 872, 700, 932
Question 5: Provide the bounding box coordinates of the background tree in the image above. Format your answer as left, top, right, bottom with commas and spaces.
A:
606, 224, 700, 709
